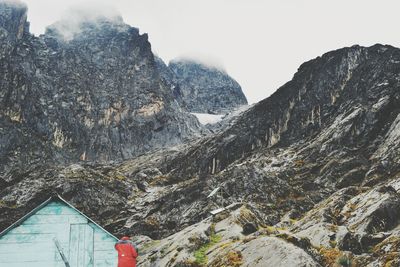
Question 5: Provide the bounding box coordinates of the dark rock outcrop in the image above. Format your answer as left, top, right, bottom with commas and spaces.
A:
0, 1, 204, 179
1, 2, 400, 266
154, 56, 186, 107
164, 59, 248, 114
131, 44, 400, 266
164, 45, 400, 181
0, 0, 28, 43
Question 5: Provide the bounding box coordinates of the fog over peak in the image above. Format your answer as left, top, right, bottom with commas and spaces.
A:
170, 54, 226, 73
45, 3, 123, 41
0, 0, 26, 8
18, 0, 400, 104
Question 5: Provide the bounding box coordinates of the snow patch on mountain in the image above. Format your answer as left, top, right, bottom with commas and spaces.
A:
191, 113, 224, 125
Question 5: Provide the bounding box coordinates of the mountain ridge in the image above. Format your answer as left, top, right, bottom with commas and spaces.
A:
0, 1, 206, 180
0, 1, 400, 266
155, 56, 248, 114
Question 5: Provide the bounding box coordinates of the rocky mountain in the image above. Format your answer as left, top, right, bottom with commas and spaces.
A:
1, 2, 400, 267
2, 41, 399, 266
154, 56, 186, 107
157, 58, 248, 114
0, 1, 204, 180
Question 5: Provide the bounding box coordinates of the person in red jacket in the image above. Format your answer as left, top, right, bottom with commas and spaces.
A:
115, 236, 138, 267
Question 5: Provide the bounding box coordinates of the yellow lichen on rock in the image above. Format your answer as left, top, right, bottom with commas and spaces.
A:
137, 99, 164, 117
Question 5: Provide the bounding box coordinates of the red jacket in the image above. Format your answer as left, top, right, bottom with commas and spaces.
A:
115, 237, 138, 267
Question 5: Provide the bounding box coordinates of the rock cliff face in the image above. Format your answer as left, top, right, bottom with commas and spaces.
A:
128, 44, 400, 266
0, 1, 203, 179
159, 59, 248, 114
164, 45, 400, 181
2, 43, 399, 266
1, 2, 400, 266
154, 56, 186, 107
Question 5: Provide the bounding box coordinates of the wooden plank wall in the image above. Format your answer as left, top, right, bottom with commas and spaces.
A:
0, 201, 118, 267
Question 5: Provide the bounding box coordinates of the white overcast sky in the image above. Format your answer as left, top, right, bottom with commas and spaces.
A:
21, 0, 400, 104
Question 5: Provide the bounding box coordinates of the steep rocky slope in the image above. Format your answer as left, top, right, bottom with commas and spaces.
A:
1, 2, 400, 266
131, 44, 400, 266
154, 56, 186, 108
158, 58, 248, 114
2, 43, 399, 266
0, 1, 203, 180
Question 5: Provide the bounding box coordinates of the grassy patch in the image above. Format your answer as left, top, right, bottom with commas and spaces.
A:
194, 233, 222, 265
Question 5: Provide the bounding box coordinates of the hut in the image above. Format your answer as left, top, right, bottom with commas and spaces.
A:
0, 195, 118, 266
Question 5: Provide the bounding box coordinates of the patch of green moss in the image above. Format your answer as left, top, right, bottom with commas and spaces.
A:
194, 233, 222, 265
329, 240, 337, 248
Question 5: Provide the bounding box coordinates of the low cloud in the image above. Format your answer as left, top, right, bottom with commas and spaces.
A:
46, 2, 122, 41
172, 53, 226, 72
0, 0, 27, 8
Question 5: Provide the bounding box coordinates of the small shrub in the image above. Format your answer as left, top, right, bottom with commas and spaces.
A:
149, 255, 157, 262
145, 216, 160, 227
210, 234, 222, 244
160, 246, 168, 256
294, 159, 305, 167
226, 251, 243, 266
210, 250, 243, 267
319, 247, 341, 266
337, 255, 352, 267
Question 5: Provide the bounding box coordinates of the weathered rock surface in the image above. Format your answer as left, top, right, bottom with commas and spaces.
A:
1, 2, 400, 266
162, 59, 248, 114
0, 1, 204, 180
136, 206, 320, 267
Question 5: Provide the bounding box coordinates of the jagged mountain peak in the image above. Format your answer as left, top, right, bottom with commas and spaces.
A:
162, 43, 400, 181
169, 57, 226, 73
161, 57, 248, 114
1, 2, 400, 266
1, 41, 400, 266
0, 0, 28, 41
44, 7, 133, 42
124, 44, 400, 265
0, 1, 204, 177
293, 43, 396, 82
